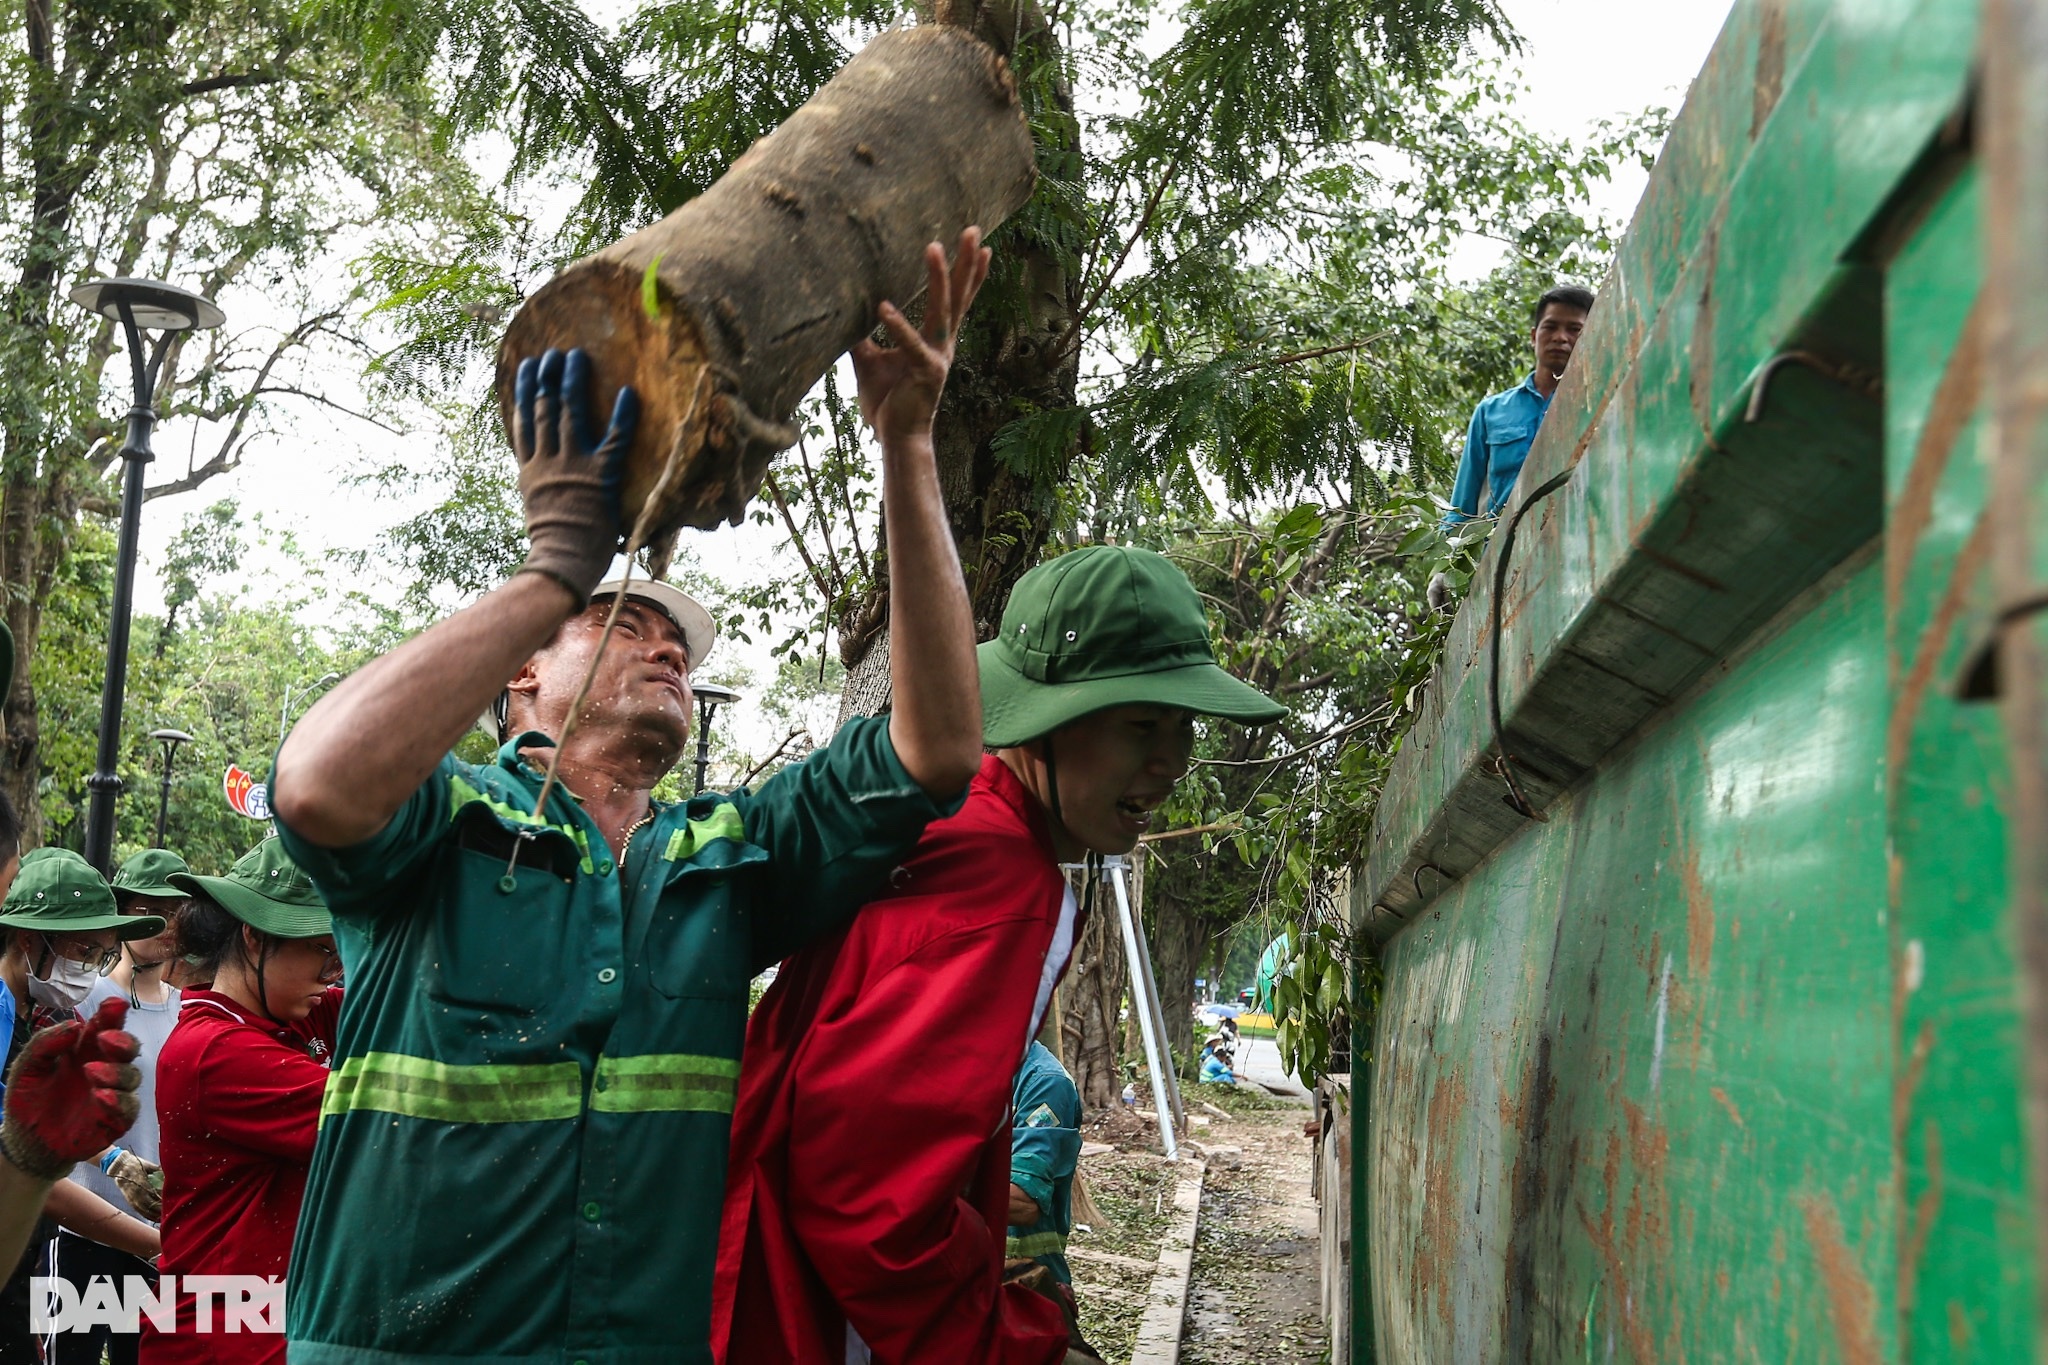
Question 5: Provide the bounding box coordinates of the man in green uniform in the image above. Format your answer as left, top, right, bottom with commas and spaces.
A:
1006, 1041, 1082, 1288
269, 233, 991, 1365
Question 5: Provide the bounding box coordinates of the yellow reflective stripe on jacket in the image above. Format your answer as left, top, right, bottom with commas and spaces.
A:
590, 1053, 741, 1114
447, 773, 596, 873
662, 804, 746, 862
321, 1053, 583, 1125
1005, 1231, 1068, 1259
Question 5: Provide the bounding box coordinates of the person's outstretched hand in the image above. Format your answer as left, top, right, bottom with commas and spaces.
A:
512, 347, 639, 603
853, 226, 992, 448
0, 999, 142, 1182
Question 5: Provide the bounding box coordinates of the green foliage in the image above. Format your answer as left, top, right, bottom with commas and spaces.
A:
31, 514, 412, 872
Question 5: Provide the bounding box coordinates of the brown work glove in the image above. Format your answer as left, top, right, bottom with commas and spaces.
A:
0, 998, 142, 1182
108, 1150, 163, 1220
511, 347, 639, 602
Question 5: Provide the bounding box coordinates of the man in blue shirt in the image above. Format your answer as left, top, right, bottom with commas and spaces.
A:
1441, 284, 1595, 528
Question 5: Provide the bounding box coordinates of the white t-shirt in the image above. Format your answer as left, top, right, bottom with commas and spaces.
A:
64, 974, 180, 1221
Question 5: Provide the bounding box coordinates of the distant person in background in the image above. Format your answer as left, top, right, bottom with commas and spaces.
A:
1199, 1036, 1236, 1086
47, 849, 188, 1365
1440, 284, 1594, 532
1005, 1043, 1081, 1291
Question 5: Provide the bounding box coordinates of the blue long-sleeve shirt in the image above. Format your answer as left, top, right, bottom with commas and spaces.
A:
1442, 372, 1555, 528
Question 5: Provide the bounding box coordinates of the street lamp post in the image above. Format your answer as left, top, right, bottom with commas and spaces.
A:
692, 684, 741, 794
69, 278, 225, 875
148, 728, 194, 846
278, 672, 342, 751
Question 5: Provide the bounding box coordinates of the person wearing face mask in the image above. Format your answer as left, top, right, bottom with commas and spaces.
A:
45, 848, 189, 1365
143, 839, 340, 1365
0, 850, 168, 1359
714, 545, 1286, 1365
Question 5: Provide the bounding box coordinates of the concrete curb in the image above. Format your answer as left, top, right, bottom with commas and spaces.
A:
1126, 1161, 1206, 1365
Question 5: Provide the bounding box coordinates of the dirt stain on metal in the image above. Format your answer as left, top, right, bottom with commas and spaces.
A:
1682, 846, 1715, 981
1887, 513, 1993, 779
1885, 295, 1985, 618
1417, 1070, 1470, 1338
1798, 1194, 1881, 1365
1752, 0, 1788, 139
1710, 1086, 1745, 1131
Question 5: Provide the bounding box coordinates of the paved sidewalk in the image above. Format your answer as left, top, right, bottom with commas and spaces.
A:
1234, 1036, 1310, 1101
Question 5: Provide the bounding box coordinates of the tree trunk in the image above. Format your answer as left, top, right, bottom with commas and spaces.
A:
833, 2, 1084, 722
1146, 875, 1208, 1078
498, 25, 1037, 555
1060, 872, 1127, 1109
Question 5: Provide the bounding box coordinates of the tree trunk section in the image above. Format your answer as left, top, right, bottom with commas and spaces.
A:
1146, 876, 1207, 1078
498, 25, 1037, 556
1060, 873, 1128, 1109
832, 0, 1083, 723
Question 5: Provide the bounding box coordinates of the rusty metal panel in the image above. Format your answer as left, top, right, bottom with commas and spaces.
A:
1369, 560, 1892, 1362
1346, 1, 2048, 1360
1358, 0, 1981, 932
1981, 0, 2048, 1353
1881, 165, 2035, 1362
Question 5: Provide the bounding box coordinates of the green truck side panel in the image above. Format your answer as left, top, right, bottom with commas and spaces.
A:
1351, 0, 2036, 1358
1885, 169, 2035, 1360
1371, 558, 1890, 1362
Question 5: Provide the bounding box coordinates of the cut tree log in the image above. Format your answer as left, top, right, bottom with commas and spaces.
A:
496, 24, 1038, 566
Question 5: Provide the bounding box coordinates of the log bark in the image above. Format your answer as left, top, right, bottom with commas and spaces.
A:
496, 25, 1037, 558
1060, 869, 1128, 1109
833, 1, 1083, 723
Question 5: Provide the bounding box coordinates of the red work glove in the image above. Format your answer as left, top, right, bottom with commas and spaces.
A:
0, 998, 141, 1181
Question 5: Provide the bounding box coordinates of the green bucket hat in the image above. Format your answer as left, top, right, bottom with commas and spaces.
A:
0, 849, 166, 940
170, 838, 331, 939
979, 545, 1287, 748
111, 848, 191, 900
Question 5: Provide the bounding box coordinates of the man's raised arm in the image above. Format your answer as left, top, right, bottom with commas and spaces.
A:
274, 349, 637, 850
857, 228, 991, 800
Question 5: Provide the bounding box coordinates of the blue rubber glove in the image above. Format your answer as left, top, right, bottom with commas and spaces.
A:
511, 347, 639, 601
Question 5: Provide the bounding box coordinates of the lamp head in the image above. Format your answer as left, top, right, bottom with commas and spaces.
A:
693, 684, 742, 711
68, 278, 224, 332
148, 728, 195, 746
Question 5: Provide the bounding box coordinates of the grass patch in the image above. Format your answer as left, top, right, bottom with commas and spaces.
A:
1192, 1081, 1294, 1114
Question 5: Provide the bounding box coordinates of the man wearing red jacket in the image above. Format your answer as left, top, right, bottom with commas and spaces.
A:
714, 545, 1285, 1364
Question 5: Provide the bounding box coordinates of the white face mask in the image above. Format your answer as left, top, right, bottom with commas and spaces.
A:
27, 949, 99, 1012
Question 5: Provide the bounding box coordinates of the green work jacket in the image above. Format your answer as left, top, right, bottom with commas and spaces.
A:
273, 716, 956, 1365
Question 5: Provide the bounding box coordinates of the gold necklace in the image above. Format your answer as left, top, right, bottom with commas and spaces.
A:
620, 809, 657, 870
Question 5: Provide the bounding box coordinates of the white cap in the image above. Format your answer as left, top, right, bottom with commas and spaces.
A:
589, 578, 717, 669
475, 580, 717, 741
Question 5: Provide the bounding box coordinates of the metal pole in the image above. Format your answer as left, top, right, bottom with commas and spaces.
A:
693, 706, 715, 794
153, 741, 175, 846
82, 308, 156, 876
1118, 855, 1186, 1133
1108, 856, 1178, 1161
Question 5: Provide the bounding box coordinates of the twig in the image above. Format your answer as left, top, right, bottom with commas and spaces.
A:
1137, 820, 1242, 844
764, 470, 836, 601
1192, 710, 1388, 769
738, 727, 810, 788
1235, 332, 1395, 373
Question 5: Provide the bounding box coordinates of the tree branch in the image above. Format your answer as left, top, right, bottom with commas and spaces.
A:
179, 70, 283, 97
1193, 709, 1388, 768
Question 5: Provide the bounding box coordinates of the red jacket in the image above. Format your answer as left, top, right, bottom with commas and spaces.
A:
143, 987, 340, 1365
714, 755, 1074, 1365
